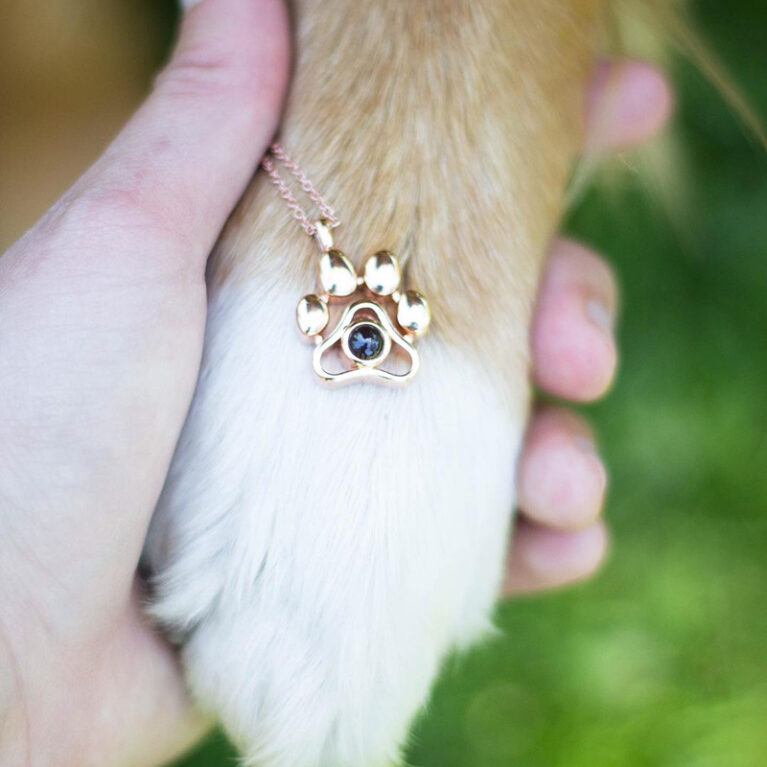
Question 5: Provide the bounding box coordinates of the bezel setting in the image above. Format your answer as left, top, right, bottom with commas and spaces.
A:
341, 321, 391, 366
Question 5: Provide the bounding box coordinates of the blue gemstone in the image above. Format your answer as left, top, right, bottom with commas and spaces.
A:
348, 323, 384, 361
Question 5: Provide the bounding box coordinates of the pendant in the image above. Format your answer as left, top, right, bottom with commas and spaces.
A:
295, 221, 430, 386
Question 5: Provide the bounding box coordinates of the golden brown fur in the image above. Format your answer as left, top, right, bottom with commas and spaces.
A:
213, 0, 606, 397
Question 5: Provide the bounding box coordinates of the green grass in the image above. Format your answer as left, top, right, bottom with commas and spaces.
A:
174, 2, 767, 765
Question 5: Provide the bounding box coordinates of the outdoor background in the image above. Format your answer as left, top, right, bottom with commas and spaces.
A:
1, 1, 765, 765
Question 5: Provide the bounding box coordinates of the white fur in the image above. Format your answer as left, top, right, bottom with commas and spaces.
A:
146, 274, 523, 766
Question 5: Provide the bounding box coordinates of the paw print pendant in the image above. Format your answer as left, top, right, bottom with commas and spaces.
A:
296, 221, 431, 386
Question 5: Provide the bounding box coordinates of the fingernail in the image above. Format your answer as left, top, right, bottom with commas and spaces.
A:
585, 297, 613, 333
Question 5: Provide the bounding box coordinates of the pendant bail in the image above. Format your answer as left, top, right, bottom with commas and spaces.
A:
314, 219, 334, 252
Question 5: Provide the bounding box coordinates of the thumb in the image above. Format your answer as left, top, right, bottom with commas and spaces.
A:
0, 0, 291, 611
73, 0, 290, 264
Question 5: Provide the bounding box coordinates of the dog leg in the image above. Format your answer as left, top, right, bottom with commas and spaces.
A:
147, 1, 603, 764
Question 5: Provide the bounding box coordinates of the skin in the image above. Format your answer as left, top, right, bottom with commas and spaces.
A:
0, 0, 672, 765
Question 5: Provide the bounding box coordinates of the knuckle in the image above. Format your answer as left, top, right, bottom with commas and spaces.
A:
155, 33, 287, 128
158, 43, 281, 119
159, 45, 243, 99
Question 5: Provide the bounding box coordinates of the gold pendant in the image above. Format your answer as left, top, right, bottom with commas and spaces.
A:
295, 221, 430, 386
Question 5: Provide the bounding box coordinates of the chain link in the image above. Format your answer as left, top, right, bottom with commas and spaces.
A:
261, 143, 341, 237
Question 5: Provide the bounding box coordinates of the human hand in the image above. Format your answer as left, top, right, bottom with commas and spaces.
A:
0, 0, 670, 764
0, 1, 290, 764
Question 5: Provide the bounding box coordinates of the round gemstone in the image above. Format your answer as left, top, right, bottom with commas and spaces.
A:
348, 323, 385, 361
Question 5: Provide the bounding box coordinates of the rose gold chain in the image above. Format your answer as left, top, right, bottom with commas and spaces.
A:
261, 143, 340, 237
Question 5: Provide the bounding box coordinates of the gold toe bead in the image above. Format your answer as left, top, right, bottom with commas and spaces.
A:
296, 294, 329, 336
319, 249, 358, 297
397, 290, 431, 335
363, 250, 401, 296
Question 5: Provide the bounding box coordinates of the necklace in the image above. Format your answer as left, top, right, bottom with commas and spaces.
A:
262, 144, 431, 386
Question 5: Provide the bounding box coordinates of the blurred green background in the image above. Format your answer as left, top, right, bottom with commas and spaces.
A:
3, 1, 766, 765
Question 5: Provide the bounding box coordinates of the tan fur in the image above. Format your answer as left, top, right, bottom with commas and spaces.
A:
212, 0, 606, 398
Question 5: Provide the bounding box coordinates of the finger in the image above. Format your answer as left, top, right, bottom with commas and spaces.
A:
517, 406, 607, 530
502, 519, 608, 596
531, 238, 618, 401
57, 0, 290, 268
585, 58, 673, 152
